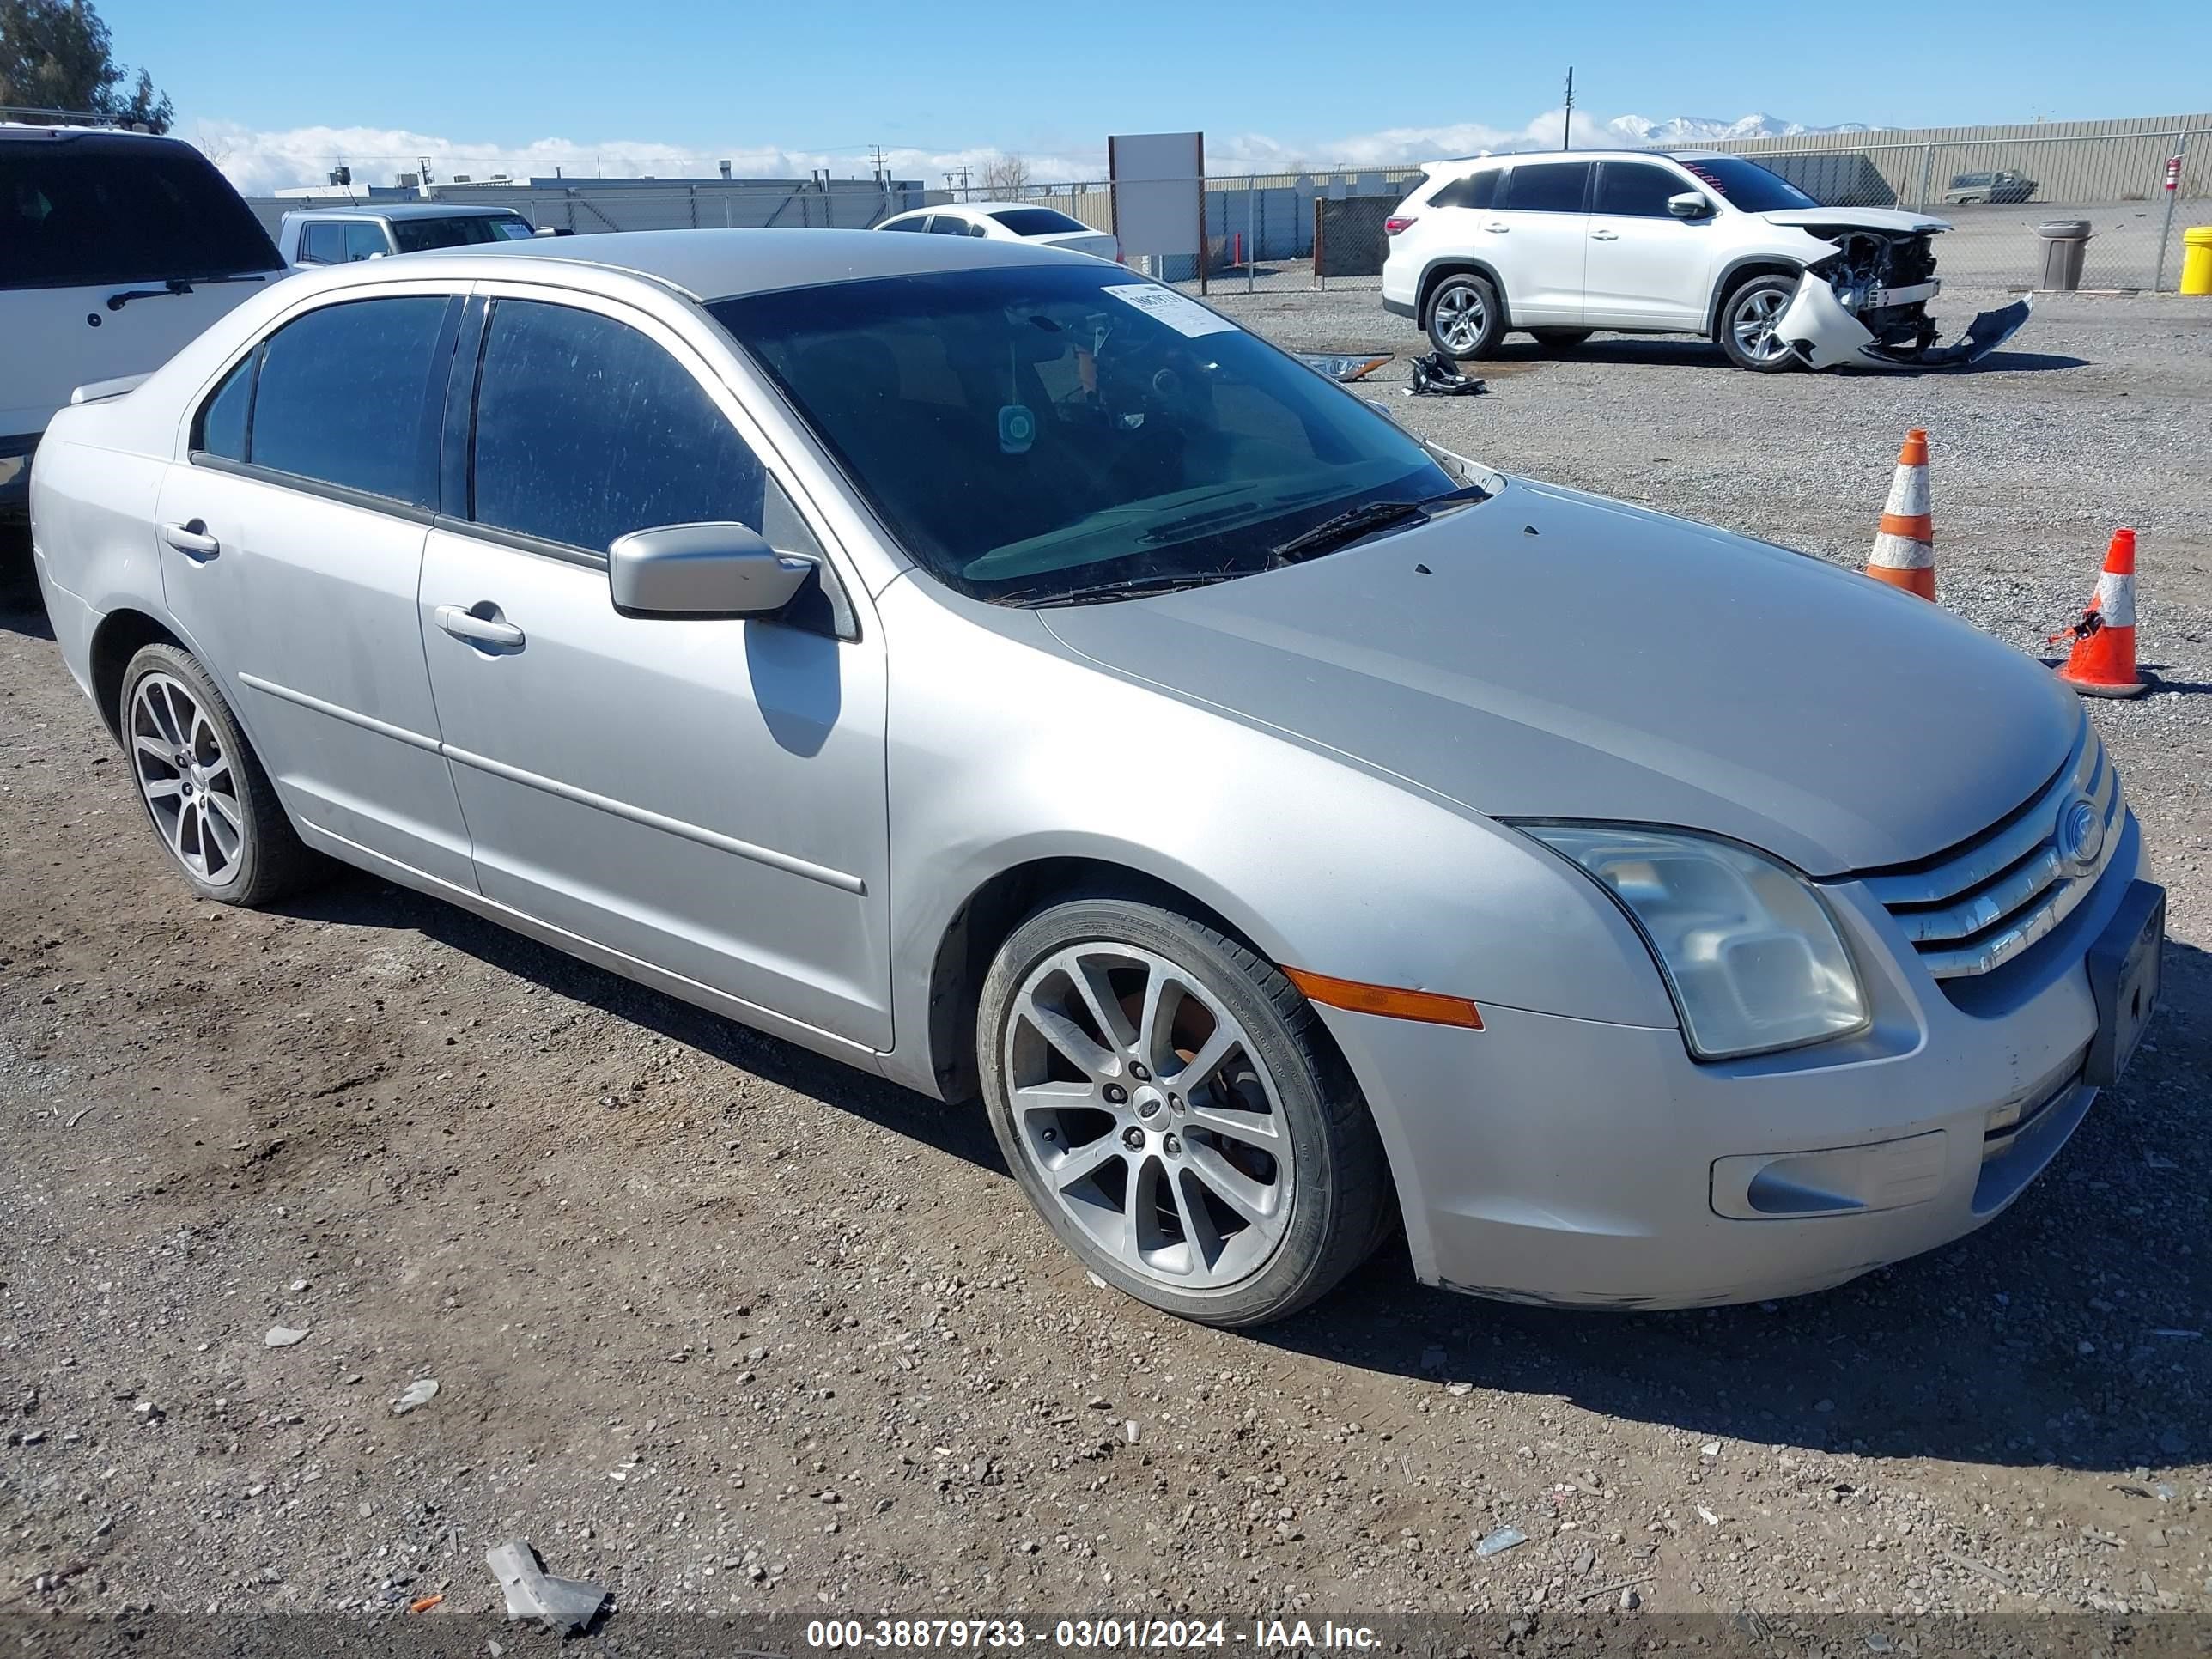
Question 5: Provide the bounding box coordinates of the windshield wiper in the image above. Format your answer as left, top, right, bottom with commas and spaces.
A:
1001, 571, 1241, 608
1267, 500, 1431, 566
106, 272, 270, 312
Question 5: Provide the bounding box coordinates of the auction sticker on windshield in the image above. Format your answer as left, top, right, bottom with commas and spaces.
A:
1103, 284, 1238, 337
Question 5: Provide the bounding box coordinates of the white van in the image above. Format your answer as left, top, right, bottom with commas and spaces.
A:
2, 124, 286, 542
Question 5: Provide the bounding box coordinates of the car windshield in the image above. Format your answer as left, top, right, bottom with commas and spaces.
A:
1674, 156, 1820, 213
709, 265, 1468, 604
1, 142, 283, 289
390, 214, 532, 252
989, 207, 1088, 236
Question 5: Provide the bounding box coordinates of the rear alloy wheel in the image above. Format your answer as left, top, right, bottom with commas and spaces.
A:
1528, 328, 1593, 349
1719, 274, 1804, 372
121, 644, 321, 906
978, 896, 1390, 1327
1425, 274, 1505, 361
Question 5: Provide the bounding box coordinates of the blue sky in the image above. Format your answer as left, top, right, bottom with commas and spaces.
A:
97, 0, 2212, 191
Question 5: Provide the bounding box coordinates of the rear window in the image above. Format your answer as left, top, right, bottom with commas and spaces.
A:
988, 207, 1087, 236
390, 214, 532, 252
1, 141, 283, 289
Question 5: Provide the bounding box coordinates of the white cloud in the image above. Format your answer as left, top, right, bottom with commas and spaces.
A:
189, 109, 1873, 195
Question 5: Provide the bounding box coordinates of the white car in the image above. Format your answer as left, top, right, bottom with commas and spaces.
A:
3, 124, 286, 548
276, 203, 547, 266
1380, 149, 2028, 372
877, 201, 1116, 261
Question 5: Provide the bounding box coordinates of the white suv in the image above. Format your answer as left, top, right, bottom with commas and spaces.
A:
3, 125, 285, 550
1381, 149, 2014, 373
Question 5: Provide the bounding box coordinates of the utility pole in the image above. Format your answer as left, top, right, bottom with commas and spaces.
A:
1562, 66, 1574, 150
416, 155, 433, 195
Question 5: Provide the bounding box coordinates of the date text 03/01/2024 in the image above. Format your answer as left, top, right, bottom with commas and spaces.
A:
802, 1619, 1382, 1650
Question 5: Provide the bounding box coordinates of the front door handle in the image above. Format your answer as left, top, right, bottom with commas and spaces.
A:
434, 603, 526, 649
1590, 228, 1620, 241
1482, 222, 1510, 234
161, 520, 220, 562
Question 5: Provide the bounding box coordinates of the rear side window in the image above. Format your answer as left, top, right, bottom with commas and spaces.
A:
193, 353, 256, 461
1499, 161, 1590, 213
249, 297, 453, 504
299, 222, 343, 264
1, 142, 283, 289
469, 299, 769, 554
988, 207, 1087, 235
878, 216, 927, 232
1594, 161, 1688, 218
1428, 171, 1498, 210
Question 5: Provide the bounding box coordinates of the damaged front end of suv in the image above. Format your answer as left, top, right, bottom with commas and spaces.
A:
1773, 220, 2031, 370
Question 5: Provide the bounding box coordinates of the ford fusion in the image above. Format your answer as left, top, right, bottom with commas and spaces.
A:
28, 230, 2162, 1326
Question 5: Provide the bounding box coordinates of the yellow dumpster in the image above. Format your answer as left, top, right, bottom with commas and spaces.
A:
2184, 227, 2212, 296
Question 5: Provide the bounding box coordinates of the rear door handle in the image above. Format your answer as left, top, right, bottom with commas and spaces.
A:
161, 520, 220, 562
1482, 222, 1510, 234
1590, 228, 1620, 241
434, 604, 526, 649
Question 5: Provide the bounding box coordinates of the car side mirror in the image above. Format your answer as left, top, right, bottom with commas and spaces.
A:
608, 523, 813, 619
532, 226, 560, 238
1667, 192, 1714, 219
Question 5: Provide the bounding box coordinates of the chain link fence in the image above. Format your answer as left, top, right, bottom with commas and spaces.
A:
1708, 130, 2208, 290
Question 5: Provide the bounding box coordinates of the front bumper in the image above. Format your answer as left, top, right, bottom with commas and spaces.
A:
1321, 816, 2148, 1309
1774, 273, 2032, 370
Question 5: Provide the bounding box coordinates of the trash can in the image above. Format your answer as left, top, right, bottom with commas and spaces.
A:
2183, 227, 2212, 296
2033, 220, 2093, 290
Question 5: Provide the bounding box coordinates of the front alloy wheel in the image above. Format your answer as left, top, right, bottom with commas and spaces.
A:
979, 896, 1391, 1327
1720, 274, 1803, 372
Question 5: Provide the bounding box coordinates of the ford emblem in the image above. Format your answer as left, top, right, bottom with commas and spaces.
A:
2056, 796, 2105, 872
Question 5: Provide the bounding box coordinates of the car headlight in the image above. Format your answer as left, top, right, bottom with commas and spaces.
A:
1521, 824, 1868, 1060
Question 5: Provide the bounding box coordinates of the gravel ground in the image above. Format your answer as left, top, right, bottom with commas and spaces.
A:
3, 289, 2209, 1638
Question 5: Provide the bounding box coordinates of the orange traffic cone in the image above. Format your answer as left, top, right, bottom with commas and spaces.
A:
2051, 529, 2150, 697
1866, 428, 1936, 599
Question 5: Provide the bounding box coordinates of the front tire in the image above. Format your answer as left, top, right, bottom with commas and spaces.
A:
977, 895, 1391, 1328
1425, 273, 1506, 361
120, 644, 322, 906
1717, 274, 1803, 372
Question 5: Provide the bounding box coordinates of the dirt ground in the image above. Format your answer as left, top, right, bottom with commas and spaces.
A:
3, 289, 2209, 1635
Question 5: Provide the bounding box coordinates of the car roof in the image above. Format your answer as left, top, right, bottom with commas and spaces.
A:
284, 202, 525, 220
398, 225, 1093, 300
0, 124, 206, 155
1431, 148, 1730, 172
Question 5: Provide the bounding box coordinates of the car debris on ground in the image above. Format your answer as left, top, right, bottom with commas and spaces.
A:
1296, 351, 1394, 383
391, 1378, 439, 1415
1407, 351, 1484, 395
484, 1538, 609, 1633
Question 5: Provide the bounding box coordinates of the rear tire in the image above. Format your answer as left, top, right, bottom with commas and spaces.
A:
1528, 328, 1593, 349
119, 644, 323, 906
1717, 274, 1804, 373
1425, 274, 1506, 361
977, 894, 1391, 1328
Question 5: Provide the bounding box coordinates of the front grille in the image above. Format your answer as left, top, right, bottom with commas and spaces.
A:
1856, 718, 2122, 980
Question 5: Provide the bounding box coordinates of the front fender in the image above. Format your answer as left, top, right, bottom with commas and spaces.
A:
875, 580, 1678, 1098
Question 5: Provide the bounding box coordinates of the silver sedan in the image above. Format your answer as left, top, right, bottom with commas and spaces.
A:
28, 230, 2164, 1325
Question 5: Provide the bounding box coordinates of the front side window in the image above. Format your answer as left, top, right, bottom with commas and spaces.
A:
989, 207, 1087, 236
710, 265, 1468, 605
470, 299, 769, 554
1499, 161, 1590, 214
342, 222, 386, 261
0, 142, 283, 289
1595, 161, 1690, 218
1675, 156, 1819, 212
249, 296, 452, 503
391, 215, 528, 253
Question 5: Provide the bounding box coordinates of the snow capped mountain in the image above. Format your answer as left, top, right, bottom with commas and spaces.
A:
1605, 113, 1879, 144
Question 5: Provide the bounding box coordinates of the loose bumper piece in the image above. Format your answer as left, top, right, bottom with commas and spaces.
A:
1774, 272, 2033, 370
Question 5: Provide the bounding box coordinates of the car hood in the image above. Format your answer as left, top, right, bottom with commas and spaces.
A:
1036, 479, 2080, 877
1757, 207, 1951, 236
